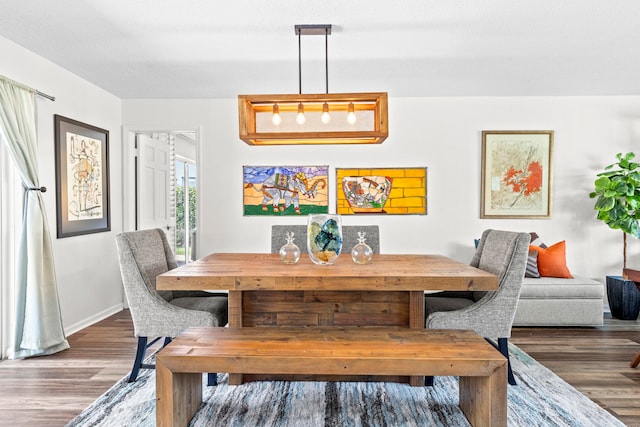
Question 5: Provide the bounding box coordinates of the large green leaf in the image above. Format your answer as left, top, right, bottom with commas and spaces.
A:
594, 195, 615, 211
619, 217, 637, 235
629, 172, 640, 187
615, 181, 629, 195
627, 195, 640, 210
609, 204, 627, 220
594, 176, 611, 192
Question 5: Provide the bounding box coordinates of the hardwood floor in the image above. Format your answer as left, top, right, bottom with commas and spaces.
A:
511, 314, 640, 427
0, 310, 638, 426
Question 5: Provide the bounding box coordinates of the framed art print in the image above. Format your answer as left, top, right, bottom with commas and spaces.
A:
243, 165, 328, 215
481, 130, 553, 218
54, 115, 110, 237
336, 167, 427, 215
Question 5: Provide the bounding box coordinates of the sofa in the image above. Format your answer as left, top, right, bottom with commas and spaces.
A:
513, 276, 604, 326
483, 232, 606, 327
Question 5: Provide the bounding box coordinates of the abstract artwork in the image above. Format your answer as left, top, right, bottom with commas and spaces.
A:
243, 165, 329, 216
336, 167, 427, 215
54, 115, 110, 238
481, 130, 553, 218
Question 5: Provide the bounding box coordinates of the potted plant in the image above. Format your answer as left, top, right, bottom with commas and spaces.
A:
590, 152, 640, 319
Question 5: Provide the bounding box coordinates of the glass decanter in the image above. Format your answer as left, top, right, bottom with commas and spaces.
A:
279, 231, 301, 264
351, 231, 373, 264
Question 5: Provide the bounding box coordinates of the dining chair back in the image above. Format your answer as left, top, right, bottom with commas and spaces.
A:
271, 225, 380, 255
115, 228, 228, 383
425, 229, 530, 385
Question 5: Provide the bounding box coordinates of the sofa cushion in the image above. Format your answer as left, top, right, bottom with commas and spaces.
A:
525, 249, 540, 278
529, 232, 547, 248
520, 276, 603, 299
529, 240, 573, 278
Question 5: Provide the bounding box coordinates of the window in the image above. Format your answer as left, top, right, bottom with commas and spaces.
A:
175, 158, 197, 265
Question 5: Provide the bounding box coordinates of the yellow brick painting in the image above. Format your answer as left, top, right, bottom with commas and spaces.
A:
336, 167, 427, 215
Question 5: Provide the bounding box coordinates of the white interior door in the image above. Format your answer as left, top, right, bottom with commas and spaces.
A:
137, 134, 174, 238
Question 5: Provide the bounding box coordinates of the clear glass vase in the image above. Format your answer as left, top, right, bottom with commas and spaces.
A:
279, 231, 300, 264
351, 231, 373, 264
307, 214, 342, 265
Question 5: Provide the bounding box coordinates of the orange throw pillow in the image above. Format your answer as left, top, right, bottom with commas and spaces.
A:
528, 241, 573, 278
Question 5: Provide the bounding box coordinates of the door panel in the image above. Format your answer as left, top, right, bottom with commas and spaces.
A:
137, 134, 174, 238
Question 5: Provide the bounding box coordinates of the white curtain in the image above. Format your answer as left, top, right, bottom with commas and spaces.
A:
0, 76, 68, 358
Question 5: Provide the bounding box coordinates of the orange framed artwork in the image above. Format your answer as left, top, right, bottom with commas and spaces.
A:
481, 130, 553, 219
336, 167, 427, 215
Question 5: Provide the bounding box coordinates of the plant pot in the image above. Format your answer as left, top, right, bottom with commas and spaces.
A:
606, 275, 640, 320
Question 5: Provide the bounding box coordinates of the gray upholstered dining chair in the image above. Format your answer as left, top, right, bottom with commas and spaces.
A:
115, 228, 228, 384
425, 229, 530, 385
271, 225, 380, 255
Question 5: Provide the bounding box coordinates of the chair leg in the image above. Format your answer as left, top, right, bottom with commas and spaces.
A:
425, 376, 434, 387
631, 351, 640, 368
128, 336, 148, 382
129, 336, 173, 382
497, 337, 517, 386
207, 373, 218, 386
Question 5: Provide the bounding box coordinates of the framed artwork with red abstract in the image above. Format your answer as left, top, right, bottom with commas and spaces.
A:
481, 130, 553, 218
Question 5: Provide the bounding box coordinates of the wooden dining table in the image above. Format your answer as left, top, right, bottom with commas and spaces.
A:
157, 252, 499, 385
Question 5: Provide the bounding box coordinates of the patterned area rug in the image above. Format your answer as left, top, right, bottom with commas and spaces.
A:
67, 344, 625, 427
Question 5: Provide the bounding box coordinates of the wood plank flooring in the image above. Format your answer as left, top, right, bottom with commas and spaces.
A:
511, 314, 640, 427
0, 309, 638, 426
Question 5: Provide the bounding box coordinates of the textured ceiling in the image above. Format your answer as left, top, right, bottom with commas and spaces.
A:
2, 0, 640, 98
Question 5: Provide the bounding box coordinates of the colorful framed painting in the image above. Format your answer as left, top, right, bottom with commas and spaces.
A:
336, 167, 427, 215
243, 165, 329, 216
481, 130, 553, 218
54, 115, 110, 238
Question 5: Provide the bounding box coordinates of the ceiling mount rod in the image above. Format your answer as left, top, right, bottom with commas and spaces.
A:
298, 30, 302, 94
294, 24, 332, 95
325, 26, 329, 94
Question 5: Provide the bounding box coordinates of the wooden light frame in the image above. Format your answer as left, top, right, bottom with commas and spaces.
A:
238, 92, 388, 145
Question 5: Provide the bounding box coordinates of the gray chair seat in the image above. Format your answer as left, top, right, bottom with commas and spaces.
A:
425, 295, 475, 313
170, 296, 228, 318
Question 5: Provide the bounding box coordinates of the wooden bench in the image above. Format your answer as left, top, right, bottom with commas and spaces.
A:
156, 327, 507, 427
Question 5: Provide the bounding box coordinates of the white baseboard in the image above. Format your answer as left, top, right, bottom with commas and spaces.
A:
65, 303, 124, 336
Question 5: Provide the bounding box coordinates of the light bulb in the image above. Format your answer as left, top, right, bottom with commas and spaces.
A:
347, 102, 357, 125
296, 102, 306, 125
321, 102, 331, 124
271, 104, 282, 126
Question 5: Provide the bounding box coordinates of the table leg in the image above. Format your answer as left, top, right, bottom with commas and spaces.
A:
156, 358, 202, 427
409, 290, 426, 386
228, 290, 243, 327
459, 363, 507, 427
228, 290, 244, 385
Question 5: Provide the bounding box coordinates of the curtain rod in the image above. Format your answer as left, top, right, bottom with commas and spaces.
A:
35, 90, 55, 102
0, 75, 56, 102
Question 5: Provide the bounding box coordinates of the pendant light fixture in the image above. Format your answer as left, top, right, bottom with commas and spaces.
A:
238, 24, 388, 145
271, 103, 282, 125
321, 102, 331, 124
296, 102, 306, 125
347, 102, 357, 125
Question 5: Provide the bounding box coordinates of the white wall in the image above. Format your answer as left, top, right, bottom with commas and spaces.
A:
0, 36, 124, 334
4, 30, 640, 336
123, 96, 640, 283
